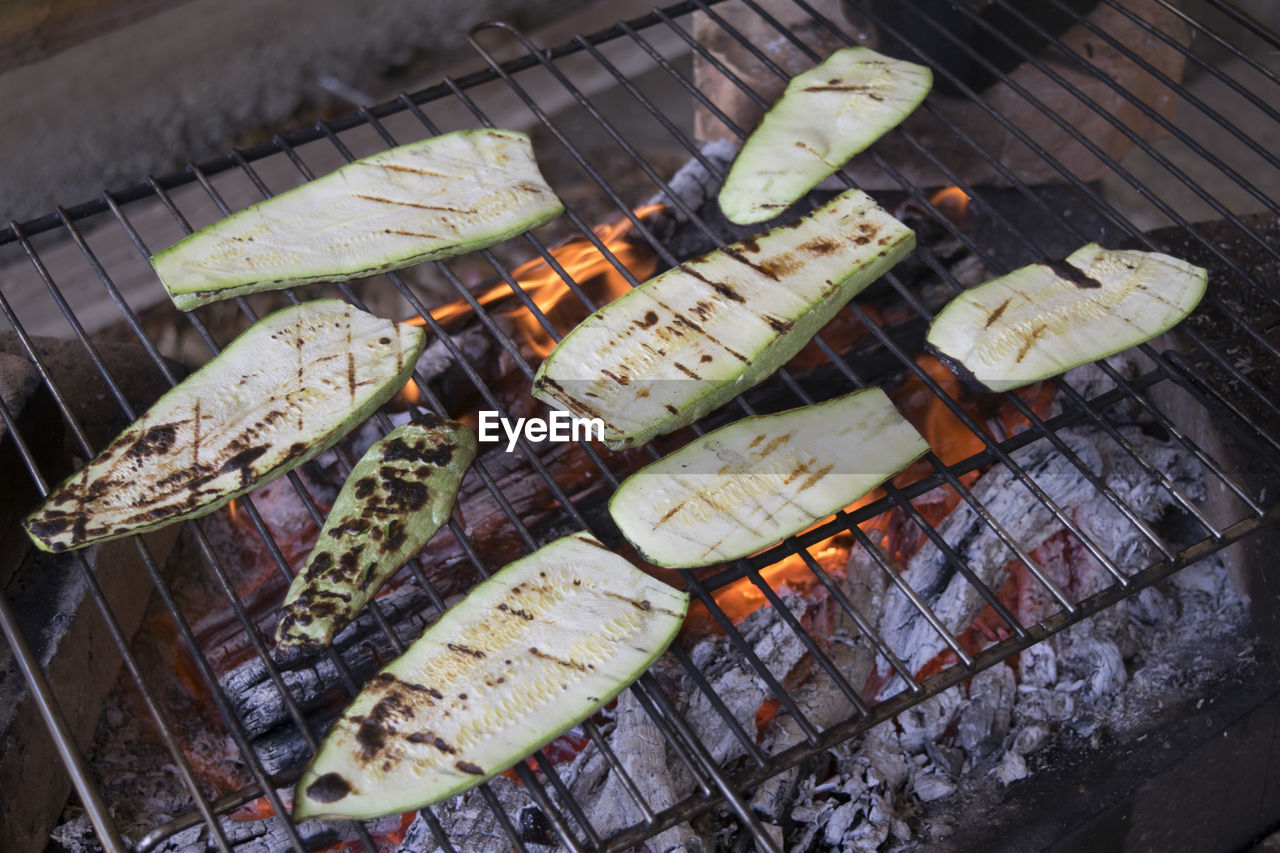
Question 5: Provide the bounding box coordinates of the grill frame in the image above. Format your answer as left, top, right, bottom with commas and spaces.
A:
1, 1, 1278, 851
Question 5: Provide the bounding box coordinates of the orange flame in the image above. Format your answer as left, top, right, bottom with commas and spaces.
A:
420, 205, 663, 360
702, 354, 1058, 629
929, 186, 970, 229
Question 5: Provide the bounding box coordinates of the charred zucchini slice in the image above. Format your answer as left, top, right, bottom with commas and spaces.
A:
719, 47, 932, 225
24, 300, 426, 552
609, 389, 929, 568
293, 531, 688, 820
926, 244, 1208, 392
532, 189, 915, 450
152, 129, 563, 310
276, 414, 477, 650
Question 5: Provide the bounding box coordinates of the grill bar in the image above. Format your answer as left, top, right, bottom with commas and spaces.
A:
1, 0, 1278, 850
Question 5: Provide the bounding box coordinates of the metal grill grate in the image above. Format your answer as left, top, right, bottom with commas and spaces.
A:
2, 0, 1279, 850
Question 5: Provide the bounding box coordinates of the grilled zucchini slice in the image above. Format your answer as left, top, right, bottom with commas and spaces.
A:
293, 531, 688, 820
609, 388, 929, 568
926, 244, 1208, 392
276, 414, 477, 650
24, 300, 425, 552
152, 129, 563, 310
719, 47, 932, 225
532, 189, 915, 450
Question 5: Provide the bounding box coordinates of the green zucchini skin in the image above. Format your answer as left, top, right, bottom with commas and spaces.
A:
719, 47, 932, 225
609, 389, 929, 568
151, 129, 564, 311
926, 244, 1208, 392
23, 300, 426, 552
292, 531, 688, 821
531, 189, 915, 450
276, 415, 478, 651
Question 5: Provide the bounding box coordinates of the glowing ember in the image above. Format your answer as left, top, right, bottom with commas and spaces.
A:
929, 185, 971, 229
702, 353, 1057, 630
420, 205, 664, 360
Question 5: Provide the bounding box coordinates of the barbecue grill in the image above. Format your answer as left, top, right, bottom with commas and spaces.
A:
3, 0, 1279, 850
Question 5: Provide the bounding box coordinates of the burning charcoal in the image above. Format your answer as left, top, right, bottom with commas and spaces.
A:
923, 739, 965, 777
412, 776, 537, 853
1056, 634, 1127, 700
222, 577, 443, 738
1011, 723, 1051, 757
860, 725, 910, 792
897, 691, 964, 753
1018, 641, 1058, 687
394, 813, 434, 852
685, 597, 810, 766
845, 791, 894, 851
992, 750, 1030, 786
876, 431, 1104, 694
955, 663, 1016, 759
569, 686, 706, 853
912, 771, 957, 803
1013, 685, 1076, 725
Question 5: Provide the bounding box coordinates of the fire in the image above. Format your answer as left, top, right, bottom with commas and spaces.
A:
929, 185, 970, 229
420, 205, 664, 360
703, 353, 1057, 629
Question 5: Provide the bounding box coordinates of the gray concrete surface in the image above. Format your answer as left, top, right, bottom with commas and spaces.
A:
0, 0, 592, 224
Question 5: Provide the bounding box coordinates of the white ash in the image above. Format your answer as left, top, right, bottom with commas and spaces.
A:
617, 423, 1250, 852
875, 423, 1207, 697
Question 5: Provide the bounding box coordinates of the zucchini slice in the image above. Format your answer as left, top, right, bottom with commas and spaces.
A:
24, 300, 425, 552
152, 129, 564, 310
926, 244, 1208, 392
609, 389, 929, 568
293, 531, 688, 820
276, 414, 478, 650
719, 47, 932, 225
532, 189, 915, 450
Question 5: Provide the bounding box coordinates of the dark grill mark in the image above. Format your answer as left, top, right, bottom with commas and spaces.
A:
711, 280, 747, 302
128, 424, 178, 459
1045, 259, 1104, 289
673, 362, 701, 380
529, 647, 591, 672
456, 761, 485, 776
384, 519, 407, 552
497, 602, 536, 620
985, 298, 1011, 329
377, 163, 452, 178
448, 643, 485, 658
407, 732, 457, 753
1016, 323, 1049, 363
380, 471, 429, 511
606, 591, 653, 611
219, 446, 267, 479
636, 310, 660, 329
355, 193, 476, 214
799, 236, 841, 255
305, 773, 352, 803
764, 315, 794, 333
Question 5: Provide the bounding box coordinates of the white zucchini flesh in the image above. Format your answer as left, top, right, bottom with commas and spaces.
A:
609, 389, 929, 568
293, 531, 688, 820
23, 300, 425, 552
152, 129, 563, 310
719, 47, 932, 225
532, 189, 915, 450
926, 244, 1208, 392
